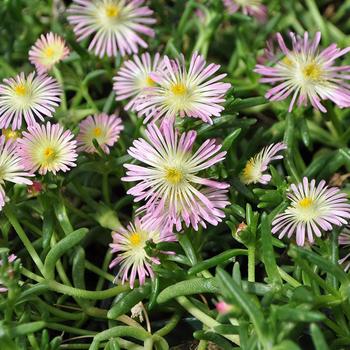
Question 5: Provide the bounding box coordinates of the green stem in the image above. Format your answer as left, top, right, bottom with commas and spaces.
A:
85, 260, 115, 282
176, 296, 240, 345
277, 267, 301, 288
102, 172, 111, 204
53, 66, 67, 111
154, 312, 182, 337
4, 206, 45, 276
247, 245, 255, 282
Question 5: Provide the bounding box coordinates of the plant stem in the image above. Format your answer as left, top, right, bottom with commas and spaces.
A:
4, 206, 45, 276
53, 66, 67, 111
277, 267, 301, 288
247, 245, 255, 282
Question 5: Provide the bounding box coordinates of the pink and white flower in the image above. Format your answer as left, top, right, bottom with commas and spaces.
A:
255, 32, 350, 112
109, 217, 175, 288
67, 0, 156, 58
77, 113, 123, 154
0, 72, 61, 130
272, 177, 350, 246
122, 122, 230, 231
240, 142, 286, 185
223, 0, 267, 22
135, 52, 231, 125
113, 52, 162, 111
0, 136, 33, 211
29, 32, 70, 74
17, 122, 77, 175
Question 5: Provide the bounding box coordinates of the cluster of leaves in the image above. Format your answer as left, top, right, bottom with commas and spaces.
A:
1, 0, 350, 349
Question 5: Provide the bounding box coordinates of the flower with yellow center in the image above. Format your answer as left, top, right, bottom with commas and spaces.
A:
67, 0, 156, 57
17, 122, 77, 175
2, 129, 20, 141
272, 177, 350, 246
136, 52, 231, 125
77, 113, 124, 154
113, 52, 163, 111
0, 71, 61, 130
123, 122, 230, 231
255, 31, 350, 112
109, 217, 176, 289
240, 142, 286, 185
29, 32, 70, 74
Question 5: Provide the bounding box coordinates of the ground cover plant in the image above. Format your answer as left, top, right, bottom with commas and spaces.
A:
1, 0, 350, 349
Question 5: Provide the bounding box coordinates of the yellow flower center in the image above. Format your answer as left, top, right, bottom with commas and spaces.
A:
171, 83, 187, 96
241, 158, 260, 184
93, 127, 102, 137
281, 56, 293, 67
303, 62, 322, 81
145, 76, 155, 87
129, 232, 142, 247
2, 129, 19, 140
298, 197, 313, 208
44, 47, 55, 58
14, 84, 27, 96
43, 147, 56, 161
165, 167, 183, 185
105, 4, 120, 18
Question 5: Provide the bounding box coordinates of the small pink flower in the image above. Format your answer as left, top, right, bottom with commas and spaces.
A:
113, 52, 162, 111
240, 142, 286, 185
0, 136, 33, 211
223, 0, 267, 22
272, 177, 350, 246
109, 217, 176, 289
17, 122, 77, 175
67, 0, 156, 58
216, 301, 233, 314
77, 113, 123, 154
135, 52, 231, 125
255, 32, 350, 112
0, 72, 61, 130
122, 122, 230, 231
29, 32, 70, 74
0, 254, 17, 293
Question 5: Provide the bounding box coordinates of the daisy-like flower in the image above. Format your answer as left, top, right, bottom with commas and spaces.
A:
0, 136, 33, 210
122, 122, 230, 231
77, 113, 123, 154
272, 177, 350, 246
17, 122, 78, 175
109, 217, 175, 288
0, 72, 61, 130
223, 0, 267, 22
0, 138, 33, 207
338, 227, 350, 272
0, 254, 17, 293
113, 52, 162, 111
240, 142, 286, 185
29, 32, 70, 74
135, 52, 231, 125
255, 32, 350, 112
67, 0, 156, 58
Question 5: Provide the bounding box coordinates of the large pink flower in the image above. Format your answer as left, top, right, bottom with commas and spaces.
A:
67, 0, 156, 58
272, 177, 350, 246
255, 32, 350, 112
0, 72, 61, 130
135, 52, 231, 125
122, 122, 230, 231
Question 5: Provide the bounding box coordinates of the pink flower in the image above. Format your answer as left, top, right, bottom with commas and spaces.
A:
135, 52, 231, 125
255, 32, 350, 112
339, 227, 350, 272
77, 113, 123, 154
0, 136, 33, 210
29, 32, 70, 74
0, 72, 61, 130
272, 177, 350, 246
113, 52, 162, 111
17, 122, 78, 175
240, 142, 286, 185
109, 217, 176, 288
122, 122, 230, 231
67, 0, 156, 58
223, 0, 267, 22
216, 301, 233, 314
